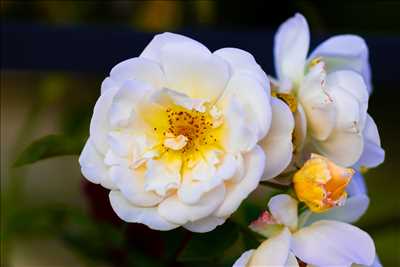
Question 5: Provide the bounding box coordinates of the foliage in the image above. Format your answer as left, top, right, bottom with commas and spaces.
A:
13, 134, 85, 167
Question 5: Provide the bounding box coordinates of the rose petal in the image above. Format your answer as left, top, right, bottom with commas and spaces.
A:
214, 47, 268, 87
305, 194, 369, 225
309, 35, 371, 93
183, 216, 226, 233
218, 73, 272, 141
110, 166, 163, 207
100, 77, 118, 94
140, 32, 209, 63
260, 98, 294, 180
327, 70, 368, 129
274, 13, 309, 84
299, 63, 336, 141
109, 190, 179, 231
268, 194, 298, 231
108, 79, 153, 128
110, 57, 166, 89
314, 130, 364, 167
178, 153, 237, 205
158, 184, 225, 225
79, 138, 116, 189
214, 146, 265, 218
249, 227, 291, 266
219, 95, 258, 153
145, 153, 182, 196
160, 41, 230, 102
354, 115, 384, 169
89, 87, 118, 154
292, 220, 375, 266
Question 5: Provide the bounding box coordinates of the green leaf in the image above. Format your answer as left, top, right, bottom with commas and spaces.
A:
178, 221, 240, 262
14, 134, 85, 167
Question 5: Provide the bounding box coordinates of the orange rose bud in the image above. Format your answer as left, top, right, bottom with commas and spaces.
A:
293, 154, 355, 213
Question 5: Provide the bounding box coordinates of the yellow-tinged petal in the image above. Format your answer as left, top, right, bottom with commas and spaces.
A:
293, 154, 354, 212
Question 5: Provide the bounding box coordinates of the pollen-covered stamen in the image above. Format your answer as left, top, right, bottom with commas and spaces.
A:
272, 92, 298, 112
209, 106, 224, 128
163, 134, 188, 150
309, 56, 323, 68
157, 105, 222, 155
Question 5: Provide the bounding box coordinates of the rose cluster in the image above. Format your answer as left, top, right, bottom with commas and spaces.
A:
80, 13, 384, 267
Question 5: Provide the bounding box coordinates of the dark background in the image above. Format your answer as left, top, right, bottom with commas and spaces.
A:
1, 1, 400, 266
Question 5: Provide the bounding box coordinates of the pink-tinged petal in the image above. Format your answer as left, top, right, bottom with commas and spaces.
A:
250, 211, 278, 229
274, 13, 310, 83
292, 220, 375, 266
249, 211, 284, 238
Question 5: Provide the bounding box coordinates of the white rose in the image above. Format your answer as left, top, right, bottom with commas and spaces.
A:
269, 13, 384, 169
233, 194, 376, 267
79, 33, 276, 232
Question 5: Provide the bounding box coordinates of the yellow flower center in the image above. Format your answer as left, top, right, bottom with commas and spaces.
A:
139, 102, 224, 166
293, 154, 354, 213
157, 106, 221, 154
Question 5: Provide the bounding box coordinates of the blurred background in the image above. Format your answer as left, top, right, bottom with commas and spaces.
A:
1, 1, 400, 266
